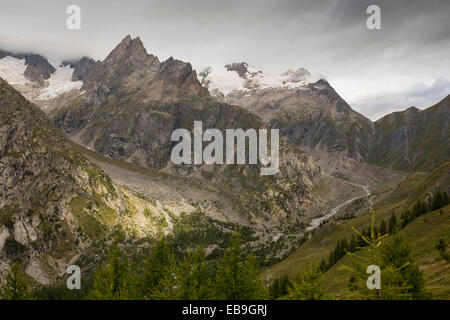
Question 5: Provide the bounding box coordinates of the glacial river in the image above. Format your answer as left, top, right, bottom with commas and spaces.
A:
305, 184, 371, 232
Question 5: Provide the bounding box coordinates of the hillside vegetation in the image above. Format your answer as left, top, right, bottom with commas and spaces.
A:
263, 162, 450, 299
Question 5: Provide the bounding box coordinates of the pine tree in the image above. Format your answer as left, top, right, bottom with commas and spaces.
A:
87, 241, 131, 300
380, 235, 427, 299
412, 201, 421, 218
350, 234, 358, 252
348, 275, 358, 292
287, 263, 326, 300
388, 213, 398, 234
341, 238, 349, 254
443, 191, 449, 206
269, 278, 280, 299
0, 263, 34, 300
379, 220, 387, 235
319, 258, 328, 272
269, 274, 290, 299
213, 234, 268, 299
400, 211, 408, 228
328, 249, 336, 266
341, 210, 428, 299
153, 247, 212, 300
432, 190, 447, 211
435, 238, 449, 262
372, 227, 378, 239
135, 239, 175, 299
340, 209, 388, 299
279, 275, 289, 297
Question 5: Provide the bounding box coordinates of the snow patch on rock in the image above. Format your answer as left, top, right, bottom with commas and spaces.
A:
0, 56, 28, 85
37, 65, 83, 100
199, 63, 322, 95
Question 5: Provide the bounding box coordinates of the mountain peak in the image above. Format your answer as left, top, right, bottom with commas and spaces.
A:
128, 36, 147, 56
122, 34, 133, 44
104, 35, 148, 64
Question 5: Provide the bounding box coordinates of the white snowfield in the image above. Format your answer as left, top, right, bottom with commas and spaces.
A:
199, 65, 321, 95
37, 65, 82, 100
0, 56, 28, 85
0, 56, 83, 101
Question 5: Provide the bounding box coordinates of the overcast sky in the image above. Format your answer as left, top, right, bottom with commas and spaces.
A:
0, 0, 449, 120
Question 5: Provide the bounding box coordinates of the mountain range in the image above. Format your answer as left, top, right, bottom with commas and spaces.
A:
0, 35, 448, 288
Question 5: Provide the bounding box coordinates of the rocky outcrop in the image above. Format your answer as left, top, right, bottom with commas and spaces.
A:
23, 64, 46, 87
62, 57, 99, 81
23, 54, 55, 80
0, 78, 122, 283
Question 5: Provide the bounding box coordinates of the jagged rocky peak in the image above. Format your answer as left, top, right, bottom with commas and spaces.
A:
75, 35, 208, 101
62, 56, 99, 81
104, 34, 151, 66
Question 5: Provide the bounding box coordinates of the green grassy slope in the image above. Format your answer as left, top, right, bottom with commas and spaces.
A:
263, 162, 450, 299
369, 96, 450, 171
322, 205, 449, 299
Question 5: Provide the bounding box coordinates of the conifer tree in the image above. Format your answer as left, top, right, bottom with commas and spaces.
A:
435, 238, 449, 262
213, 234, 268, 299
380, 235, 426, 299
135, 239, 175, 299
379, 220, 387, 235
153, 247, 213, 300
287, 263, 326, 300
0, 263, 34, 300
388, 213, 398, 234
341, 210, 427, 299
87, 241, 131, 300
269, 277, 280, 299
319, 258, 328, 272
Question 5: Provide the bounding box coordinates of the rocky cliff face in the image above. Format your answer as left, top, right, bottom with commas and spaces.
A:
62, 57, 99, 81
0, 78, 124, 283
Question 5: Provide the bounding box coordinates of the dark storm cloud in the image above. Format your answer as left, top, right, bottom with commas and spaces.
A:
0, 0, 449, 119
